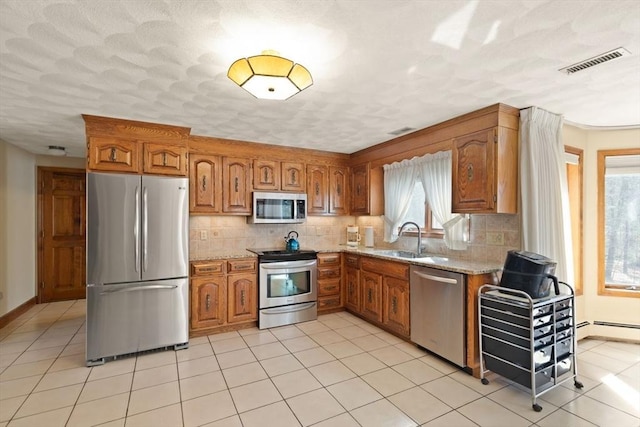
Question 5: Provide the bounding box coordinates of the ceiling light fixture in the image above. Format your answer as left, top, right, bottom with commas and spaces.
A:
48, 145, 67, 156
227, 50, 313, 100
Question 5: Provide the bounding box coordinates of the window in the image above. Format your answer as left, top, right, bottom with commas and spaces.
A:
598, 149, 640, 297
400, 181, 443, 238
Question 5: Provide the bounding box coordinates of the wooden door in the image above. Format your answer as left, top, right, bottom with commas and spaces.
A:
189, 154, 222, 213
329, 166, 349, 215
383, 276, 410, 337
281, 162, 305, 191
253, 159, 280, 190
191, 276, 226, 329
345, 267, 361, 313
361, 270, 382, 323
38, 168, 86, 302
223, 157, 251, 214
143, 143, 188, 176
227, 273, 257, 323
307, 165, 328, 214
452, 128, 496, 212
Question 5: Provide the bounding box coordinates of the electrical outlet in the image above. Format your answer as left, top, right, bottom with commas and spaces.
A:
487, 231, 504, 245
200, 230, 207, 240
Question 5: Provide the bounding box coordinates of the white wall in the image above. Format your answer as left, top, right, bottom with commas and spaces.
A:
0, 140, 85, 317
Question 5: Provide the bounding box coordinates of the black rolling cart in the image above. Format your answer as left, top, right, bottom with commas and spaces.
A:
478, 283, 583, 412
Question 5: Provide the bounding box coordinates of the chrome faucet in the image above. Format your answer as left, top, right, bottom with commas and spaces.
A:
398, 221, 422, 255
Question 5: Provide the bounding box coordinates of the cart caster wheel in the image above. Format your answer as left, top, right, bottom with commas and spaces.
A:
481, 378, 489, 385
574, 381, 584, 389
533, 404, 542, 412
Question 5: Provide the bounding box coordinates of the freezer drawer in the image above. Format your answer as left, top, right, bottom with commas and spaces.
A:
86, 278, 188, 364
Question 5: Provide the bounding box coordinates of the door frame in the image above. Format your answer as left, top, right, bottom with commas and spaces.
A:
37, 166, 86, 303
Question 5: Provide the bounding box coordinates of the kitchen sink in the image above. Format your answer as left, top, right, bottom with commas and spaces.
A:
374, 250, 449, 263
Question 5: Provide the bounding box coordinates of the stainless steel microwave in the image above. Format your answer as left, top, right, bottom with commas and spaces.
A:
248, 192, 307, 224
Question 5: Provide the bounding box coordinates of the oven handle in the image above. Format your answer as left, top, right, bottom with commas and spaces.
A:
260, 260, 317, 270
260, 302, 317, 314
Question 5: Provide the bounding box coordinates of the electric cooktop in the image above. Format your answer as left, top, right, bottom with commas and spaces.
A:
247, 248, 317, 261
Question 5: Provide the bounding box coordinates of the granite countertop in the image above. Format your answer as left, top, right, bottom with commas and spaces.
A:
191, 246, 502, 275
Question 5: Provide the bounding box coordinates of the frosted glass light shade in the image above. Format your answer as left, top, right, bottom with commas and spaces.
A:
228, 53, 313, 100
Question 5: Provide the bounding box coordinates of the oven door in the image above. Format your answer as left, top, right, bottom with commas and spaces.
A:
259, 259, 317, 308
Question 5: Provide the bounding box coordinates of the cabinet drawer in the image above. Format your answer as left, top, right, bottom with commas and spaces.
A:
318, 267, 340, 280
318, 295, 341, 311
227, 259, 257, 273
191, 261, 225, 276
318, 278, 340, 296
361, 257, 408, 279
344, 254, 359, 268
318, 253, 341, 266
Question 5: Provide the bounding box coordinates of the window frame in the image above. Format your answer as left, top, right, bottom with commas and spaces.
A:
597, 147, 640, 298
565, 145, 583, 296
397, 181, 444, 239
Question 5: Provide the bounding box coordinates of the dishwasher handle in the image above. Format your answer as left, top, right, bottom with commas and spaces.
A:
412, 270, 458, 285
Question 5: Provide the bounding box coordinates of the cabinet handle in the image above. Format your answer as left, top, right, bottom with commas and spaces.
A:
162, 152, 167, 166
392, 296, 397, 314
467, 164, 474, 182
234, 177, 239, 192
240, 290, 246, 306
202, 175, 207, 191
357, 184, 361, 196
291, 170, 296, 184
315, 182, 320, 196
205, 294, 211, 311
368, 288, 372, 303
110, 147, 117, 162
264, 168, 268, 182
337, 183, 341, 195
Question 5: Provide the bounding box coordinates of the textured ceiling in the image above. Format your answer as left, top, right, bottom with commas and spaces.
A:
1, 0, 639, 158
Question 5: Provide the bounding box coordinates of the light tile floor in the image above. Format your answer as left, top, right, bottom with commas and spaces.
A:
1, 300, 639, 427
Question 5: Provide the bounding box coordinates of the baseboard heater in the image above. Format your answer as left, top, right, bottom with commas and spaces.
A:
576, 321, 590, 329
593, 321, 640, 330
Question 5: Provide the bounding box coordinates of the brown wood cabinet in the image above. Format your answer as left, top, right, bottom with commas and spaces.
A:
190, 258, 257, 335
189, 154, 222, 214
350, 163, 384, 215
452, 126, 518, 213
307, 164, 328, 214
223, 157, 252, 214
88, 137, 140, 173
253, 159, 280, 191
143, 143, 188, 176
281, 162, 305, 192
344, 254, 361, 313
317, 252, 342, 312
383, 276, 410, 336
360, 270, 383, 323
329, 166, 349, 215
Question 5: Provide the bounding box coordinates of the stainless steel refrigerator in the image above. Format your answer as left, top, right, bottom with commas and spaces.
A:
86, 172, 189, 366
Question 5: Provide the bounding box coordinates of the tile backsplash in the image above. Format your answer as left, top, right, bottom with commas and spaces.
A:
190, 213, 521, 264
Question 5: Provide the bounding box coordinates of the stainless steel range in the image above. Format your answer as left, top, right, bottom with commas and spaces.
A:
248, 249, 318, 329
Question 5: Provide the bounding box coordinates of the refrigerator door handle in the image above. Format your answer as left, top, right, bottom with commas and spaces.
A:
143, 186, 148, 272
134, 186, 140, 272
99, 284, 178, 295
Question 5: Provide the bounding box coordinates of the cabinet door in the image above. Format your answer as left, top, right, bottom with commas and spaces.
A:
143, 143, 188, 176
345, 267, 361, 313
351, 164, 369, 214
189, 154, 222, 213
227, 273, 257, 323
253, 160, 280, 190
191, 276, 226, 330
223, 157, 252, 214
452, 128, 496, 212
329, 166, 349, 215
88, 137, 140, 173
361, 270, 383, 323
307, 165, 328, 214
383, 276, 410, 337
281, 162, 305, 192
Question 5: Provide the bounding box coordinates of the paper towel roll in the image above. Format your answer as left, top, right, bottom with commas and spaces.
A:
364, 226, 374, 247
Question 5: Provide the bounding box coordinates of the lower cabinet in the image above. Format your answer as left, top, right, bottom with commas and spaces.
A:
317, 252, 342, 312
190, 258, 257, 335
345, 255, 411, 339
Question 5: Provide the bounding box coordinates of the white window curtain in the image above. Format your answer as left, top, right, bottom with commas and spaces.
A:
520, 107, 574, 285
415, 151, 468, 250
383, 159, 417, 242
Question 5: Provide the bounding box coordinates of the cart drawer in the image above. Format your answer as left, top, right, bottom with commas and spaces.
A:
482, 335, 553, 370
482, 316, 553, 339
482, 298, 553, 318
481, 325, 554, 350
484, 353, 553, 389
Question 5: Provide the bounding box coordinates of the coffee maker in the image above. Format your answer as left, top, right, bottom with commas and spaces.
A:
346, 225, 360, 246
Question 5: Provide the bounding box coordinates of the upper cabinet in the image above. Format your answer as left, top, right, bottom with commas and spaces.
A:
253, 159, 280, 191
307, 164, 350, 215
452, 125, 518, 214
83, 115, 191, 176
189, 154, 222, 214
350, 163, 384, 216
223, 157, 252, 214
281, 162, 306, 192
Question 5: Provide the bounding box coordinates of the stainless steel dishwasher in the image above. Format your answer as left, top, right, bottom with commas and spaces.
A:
410, 265, 466, 367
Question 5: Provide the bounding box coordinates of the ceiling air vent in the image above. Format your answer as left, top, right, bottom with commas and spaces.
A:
388, 126, 415, 136
559, 47, 631, 74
